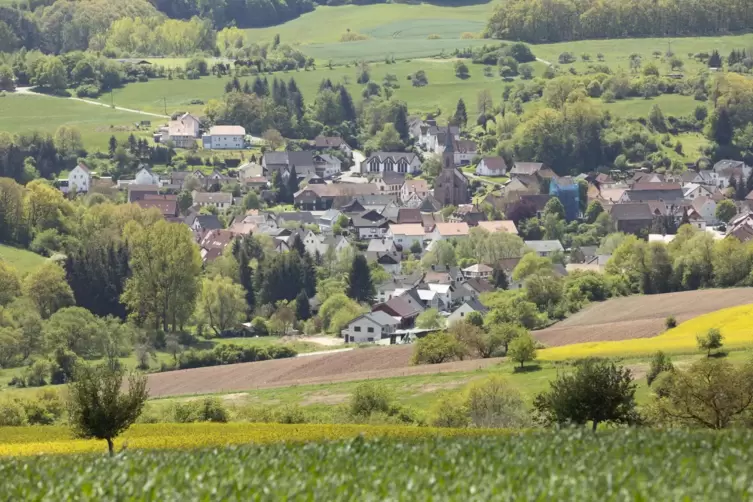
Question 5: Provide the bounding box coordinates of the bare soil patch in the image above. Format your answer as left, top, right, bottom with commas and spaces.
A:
300, 392, 350, 406
147, 346, 503, 398
534, 288, 753, 347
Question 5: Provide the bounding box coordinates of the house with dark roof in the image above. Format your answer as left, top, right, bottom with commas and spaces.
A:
134, 197, 179, 219
276, 211, 316, 227
192, 191, 233, 210
361, 152, 421, 176
447, 297, 488, 325
262, 151, 315, 177
608, 203, 654, 234
350, 210, 390, 239
621, 183, 685, 203
372, 295, 425, 328
293, 183, 380, 210
397, 208, 422, 224
714, 160, 751, 188
309, 135, 353, 155
509, 162, 545, 177
127, 184, 160, 203
525, 240, 564, 257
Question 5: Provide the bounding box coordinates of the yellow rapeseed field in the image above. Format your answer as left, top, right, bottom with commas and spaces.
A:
538, 304, 753, 360
0, 423, 513, 457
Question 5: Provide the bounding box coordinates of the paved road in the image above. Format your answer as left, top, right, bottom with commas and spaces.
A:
14, 87, 169, 119
350, 150, 365, 174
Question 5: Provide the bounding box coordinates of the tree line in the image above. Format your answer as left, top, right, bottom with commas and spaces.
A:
486, 0, 753, 43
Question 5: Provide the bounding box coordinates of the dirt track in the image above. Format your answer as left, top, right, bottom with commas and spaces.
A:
533, 288, 753, 347
147, 346, 503, 398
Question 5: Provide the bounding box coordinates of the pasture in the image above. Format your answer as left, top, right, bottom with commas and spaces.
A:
0, 244, 47, 276
4, 429, 753, 499
0, 93, 158, 151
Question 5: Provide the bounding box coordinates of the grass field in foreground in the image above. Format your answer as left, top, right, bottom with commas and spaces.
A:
0, 244, 46, 276
0, 422, 509, 456
539, 304, 753, 360
4, 430, 753, 500
0, 94, 157, 151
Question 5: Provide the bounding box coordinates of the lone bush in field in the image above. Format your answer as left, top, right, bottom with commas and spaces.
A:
350, 382, 392, 417
646, 351, 674, 386
172, 397, 229, 423
466, 376, 530, 428
68, 361, 148, 455
697, 328, 724, 357
534, 358, 638, 430
665, 316, 677, 329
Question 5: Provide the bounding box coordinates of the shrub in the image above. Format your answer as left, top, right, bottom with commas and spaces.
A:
340, 31, 368, 42
466, 376, 530, 428
460, 32, 477, 39
427, 34, 441, 40
75, 84, 100, 98
431, 395, 469, 428
412, 332, 466, 365
0, 399, 27, 426
349, 382, 392, 417
647, 351, 674, 386
665, 316, 677, 330
173, 397, 228, 423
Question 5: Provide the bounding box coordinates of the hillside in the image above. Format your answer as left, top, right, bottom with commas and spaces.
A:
0, 244, 47, 276
534, 288, 753, 348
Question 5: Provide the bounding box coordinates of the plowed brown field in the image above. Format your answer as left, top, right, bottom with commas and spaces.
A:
533, 288, 753, 347
148, 289, 753, 398
147, 346, 503, 398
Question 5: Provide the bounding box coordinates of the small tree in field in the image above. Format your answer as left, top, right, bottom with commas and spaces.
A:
508, 332, 537, 369
697, 328, 724, 357
68, 361, 148, 455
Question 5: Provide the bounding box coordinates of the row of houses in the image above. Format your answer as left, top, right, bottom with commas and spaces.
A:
156, 113, 247, 150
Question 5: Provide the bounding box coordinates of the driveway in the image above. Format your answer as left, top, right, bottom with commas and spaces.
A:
13, 87, 169, 119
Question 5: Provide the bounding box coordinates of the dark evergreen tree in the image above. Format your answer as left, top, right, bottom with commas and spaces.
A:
272, 171, 288, 204
347, 254, 374, 303
65, 241, 129, 319
746, 167, 753, 194
301, 252, 317, 297
491, 267, 509, 290
108, 136, 117, 157
286, 165, 299, 202
712, 107, 734, 145
736, 175, 747, 200
295, 290, 311, 321
708, 50, 722, 68
232, 77, 241, 91
394, 104, 410, 143
454, 98, 468, 128
232, 237, 256, 315
258, 253, 307, 306
225, 80, 234, 93
242, 80, 251, 94
338, 85, 357, 122
291, 234, 306, 256
319, 78, 333, 91
252, 76, 267, 96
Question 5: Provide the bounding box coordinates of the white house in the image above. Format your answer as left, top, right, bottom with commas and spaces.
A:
386, 224, 425, 251
134, 167, 160, 186
192, 191, 233, 209
238, 162, 263, 181
400, 179, 429, 202
452, 139, 478, 166
374, 172, 405, 196
525, 240, 564, 257
313, 154, 341, 178
476, 157, 508, 177
446, 298, 488, 325
426, 283, 453, 308
303, 230, 350, 257
692, 196, 718, 226
203, 125, 246, 150
361, 152, 421, 175
430, 222, 470, 243
341, 311, 399, 343
683, 183, 714, 200
62, 162, 92, 193
164, 113, 200, 148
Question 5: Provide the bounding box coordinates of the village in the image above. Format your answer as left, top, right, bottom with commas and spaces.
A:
53, 111, 753, 345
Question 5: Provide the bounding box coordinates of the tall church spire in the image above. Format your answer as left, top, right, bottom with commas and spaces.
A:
442, 123, 455, 169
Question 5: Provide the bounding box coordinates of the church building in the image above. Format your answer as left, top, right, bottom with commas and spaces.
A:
433, 124, 470, 206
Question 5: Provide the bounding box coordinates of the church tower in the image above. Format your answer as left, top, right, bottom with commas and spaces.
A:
442, 123, 455, 169
434, 123, 470, 207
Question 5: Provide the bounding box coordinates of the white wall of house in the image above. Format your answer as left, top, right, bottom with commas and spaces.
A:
68, 165, 91, 193
447, 303, 476, 325
454, 151, 475, 166
169, 135, 197, 149
476, 159, 506, 177
342, 317, 393, 343
358, 227, 388, 239
696, 200, 718, 225
135, 169, 160, 185
207, 134, 245, 150
387, 232, 423, 251
362, 156, 421, 175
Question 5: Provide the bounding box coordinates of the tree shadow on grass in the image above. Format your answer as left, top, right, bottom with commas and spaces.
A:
512, 364, 542, 374
708, 351, 728, 359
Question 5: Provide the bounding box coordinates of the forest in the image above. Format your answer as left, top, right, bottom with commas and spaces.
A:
486, 0, 753, 43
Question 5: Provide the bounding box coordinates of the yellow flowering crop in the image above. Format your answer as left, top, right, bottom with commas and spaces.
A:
539, 304, 753, 360
0, 423, 513, 457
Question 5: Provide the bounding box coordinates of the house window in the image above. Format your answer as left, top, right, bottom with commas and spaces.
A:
367, 327, 374, 333
384, 159, 394, 172
368, 338, 374, 342
398, 160, 408, 173
370, 159, 379, 172
349, 336, 354, 342
460, 312, 464, 317
354, 326, 361, 332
